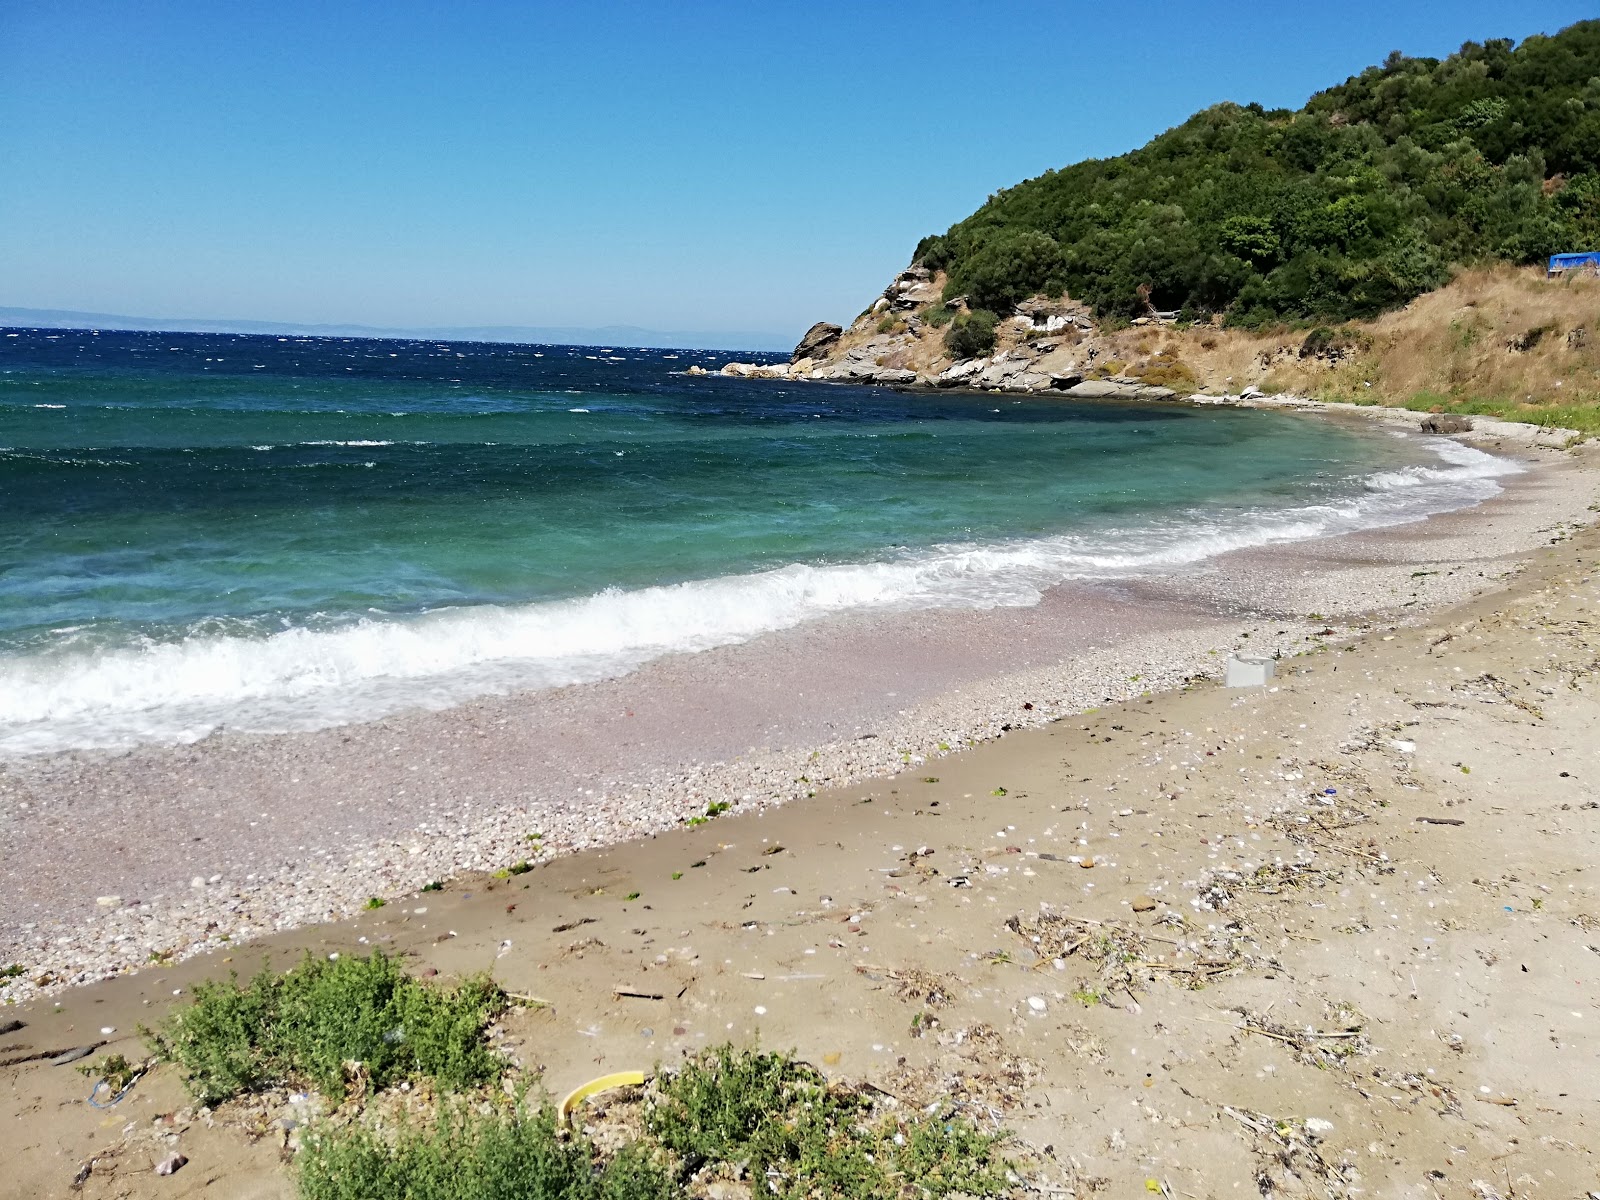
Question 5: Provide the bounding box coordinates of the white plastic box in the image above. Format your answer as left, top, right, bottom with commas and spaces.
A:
1224, 654, 1275, 687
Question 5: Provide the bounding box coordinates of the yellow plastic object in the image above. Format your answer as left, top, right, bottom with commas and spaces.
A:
558, 1070, 647, 1126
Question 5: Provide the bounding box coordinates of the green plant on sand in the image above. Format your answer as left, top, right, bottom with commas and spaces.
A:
298, 1102, 677, 1200
294, 1045, 1015, 1200
145, 948, 505, 1105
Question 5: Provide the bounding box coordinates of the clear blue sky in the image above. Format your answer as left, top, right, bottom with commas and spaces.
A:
2, 1, 1593, 344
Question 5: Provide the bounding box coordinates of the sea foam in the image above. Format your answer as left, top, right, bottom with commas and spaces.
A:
0, 439, 1518, 755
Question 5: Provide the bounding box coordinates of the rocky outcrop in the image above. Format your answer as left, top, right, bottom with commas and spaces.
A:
1420, 413, 1474, 434
884, 266, 941, 311
720, 361, 790, 379
791, 322, 842, 363
722, 263, 1211, 401
1062, 379, 1178, 401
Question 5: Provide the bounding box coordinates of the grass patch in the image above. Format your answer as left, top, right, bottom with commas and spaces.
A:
295, 1046, 1015, 1200
146, 949, 505, 1105
298, 1102, 675, 1200
1337, 388, 1600, 436
646, 1045, 1013, 1198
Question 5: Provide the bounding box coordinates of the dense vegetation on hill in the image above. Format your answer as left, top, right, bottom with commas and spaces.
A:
915, 21, 1600, 327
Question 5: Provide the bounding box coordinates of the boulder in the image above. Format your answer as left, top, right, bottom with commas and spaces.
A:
974, 360, 1024, 389
720, 362, 789, 379
1420, 413, 1473, 434
936, 358, 986, 387
1062, 379, 1133, 399
1062, 379, 1177, 402
1002, 372, 1053, 393
791, 322, 843, 363
1048, 371, 1084, 390
807, 361, 856, 381
869, 367, 918, 386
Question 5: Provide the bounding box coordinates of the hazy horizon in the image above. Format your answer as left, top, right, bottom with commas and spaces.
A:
0, 304, 792, 353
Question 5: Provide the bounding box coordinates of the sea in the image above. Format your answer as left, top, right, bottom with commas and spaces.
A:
0, 327, 1518, 756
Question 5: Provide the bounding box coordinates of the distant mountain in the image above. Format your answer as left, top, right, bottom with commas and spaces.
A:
0, 306, 791, 352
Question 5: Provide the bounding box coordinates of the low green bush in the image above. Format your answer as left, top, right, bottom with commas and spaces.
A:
294, 1045, 1015, 1200
943, 310, 999, 359
146, 949, 505, 1104
646, 1045, 1013, 1199
298, 1103, 677, 1200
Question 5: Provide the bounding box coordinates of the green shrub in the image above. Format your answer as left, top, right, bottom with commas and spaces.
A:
943, 310, 999, 359
646, 1046, 1013, 1199
147, 950, 505, 1104
296, 1044, 1014, 1200
945, 229, 1066, 314
298, 1103, 677, 1200
922, 304, 954, 328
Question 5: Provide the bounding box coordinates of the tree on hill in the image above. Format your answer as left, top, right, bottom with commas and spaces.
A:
914, 20, 1600, 328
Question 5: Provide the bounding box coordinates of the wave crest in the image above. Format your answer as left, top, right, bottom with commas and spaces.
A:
0, 438, 1519, 754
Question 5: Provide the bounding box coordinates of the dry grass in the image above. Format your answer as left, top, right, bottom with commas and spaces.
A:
1237, 264, 1600, 430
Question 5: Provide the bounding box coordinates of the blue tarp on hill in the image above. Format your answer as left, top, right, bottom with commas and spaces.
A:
1548, 251, 1600, 273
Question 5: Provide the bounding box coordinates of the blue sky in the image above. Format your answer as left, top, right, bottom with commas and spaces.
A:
2, 1, 1594, 345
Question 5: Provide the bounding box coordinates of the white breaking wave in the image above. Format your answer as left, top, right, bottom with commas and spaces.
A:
0, 439, 1519, 755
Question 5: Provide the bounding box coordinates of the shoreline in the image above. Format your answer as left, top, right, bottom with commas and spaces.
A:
4, 413, 1600, 1196
1, 403, 1593, 1003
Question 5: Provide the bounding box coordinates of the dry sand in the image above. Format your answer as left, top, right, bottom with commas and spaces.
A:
2, 414, 1599, 1197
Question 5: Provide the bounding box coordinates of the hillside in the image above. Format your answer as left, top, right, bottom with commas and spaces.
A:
718, 22, 1600, 431
917, 20, 1600, 327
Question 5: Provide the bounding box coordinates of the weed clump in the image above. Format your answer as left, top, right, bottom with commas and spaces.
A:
646, 1045, 1014, 1198
147, 949, 505, 1105
289, 1043, 1015, 1198
298, 1103, 676, 1200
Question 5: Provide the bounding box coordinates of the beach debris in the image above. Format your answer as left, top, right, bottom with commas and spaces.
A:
1224, 654, 1274, 687
153, 1153, 188, 1176
50, 1045, 102, 1066
613, 986, 665, 1001
1349, 1068, 1462, 1115
1221, 1105, 1353, 1193
1234, 1008, 1370, 1068
1006, 908, 1253, 992
1416, 816, 1466, 826
1196, 861, 1339, 909
559, 1069, 646, 1127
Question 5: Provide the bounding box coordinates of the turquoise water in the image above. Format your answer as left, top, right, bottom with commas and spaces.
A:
0, 328, 1514, 752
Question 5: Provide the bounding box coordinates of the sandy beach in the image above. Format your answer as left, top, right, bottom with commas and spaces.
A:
3, 407, 1599, 1196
